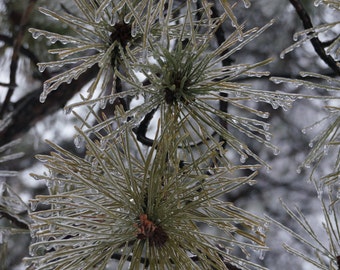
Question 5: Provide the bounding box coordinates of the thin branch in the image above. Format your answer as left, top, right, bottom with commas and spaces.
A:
0, 33, 50, 80
0, 211, 29, 230
0, 0, 38, 118
0, 64, 99, 146
0, 82, 17, 87
289, 0, 340, 75
132, 108, 157, 147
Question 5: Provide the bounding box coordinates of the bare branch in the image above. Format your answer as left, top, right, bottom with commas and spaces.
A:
0, 0, 38, 118
289, 0, 340, 75
0, 64, 98, 146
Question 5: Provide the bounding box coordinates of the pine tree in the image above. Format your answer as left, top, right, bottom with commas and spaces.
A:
0, 0, 339, 269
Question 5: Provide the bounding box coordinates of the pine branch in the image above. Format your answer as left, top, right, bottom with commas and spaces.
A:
289, 0, 340, 75
110, 252, 242, 270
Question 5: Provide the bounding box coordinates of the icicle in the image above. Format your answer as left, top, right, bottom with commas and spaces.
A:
240, 154, 247, 163
258, 249, 266, 260
30, 30, 43, 39
263, 123, 270, 131
39, 92, 47, 103
99, 98, 107, 109
273, 147, 280, 155
243, 0, 251, 8
30, 199, 39, 211
37, 64, 47, 72
124, 13, 133, 24
110, 12, 119, 26
74, 135, 85, 148
293, 32, 300, 42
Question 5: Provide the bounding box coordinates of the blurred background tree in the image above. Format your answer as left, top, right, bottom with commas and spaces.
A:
0, 0, 339, 269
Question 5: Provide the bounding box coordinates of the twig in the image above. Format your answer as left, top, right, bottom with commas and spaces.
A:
0, 0, 38, 118
132, 108, 157, 147
0, 211, 29, 230
0, 34, 51, 81
289, 0, 340, 75
0, 82, 17, 88
0, 64, 99, 146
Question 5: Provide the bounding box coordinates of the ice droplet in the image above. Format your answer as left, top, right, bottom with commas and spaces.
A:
38, 64, 47, 72
237, 33, 244, 42
243, 0, 251, 8
100, 98, 107, 109
74, 135, 84, 148
258, 249, 266, 260
32, 31, 42, 39
30, 199, 39, 211
259, 111, 270, 119
124, 13, 133, 24
247, 179, 256, 186
296, 167, 302, 174
50, 37, 57, 44
293, 33, 299, 41
240, 154, 247, 163
110, 13, 119, 26
273, 147, 280, 155
39, 93, 47, 103
263, 123, 270, 131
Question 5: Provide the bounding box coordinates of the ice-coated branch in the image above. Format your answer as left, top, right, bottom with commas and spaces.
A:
289, 0, 340, 75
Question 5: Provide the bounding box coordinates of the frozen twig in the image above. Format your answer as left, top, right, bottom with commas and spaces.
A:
289, 0, 340, 75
